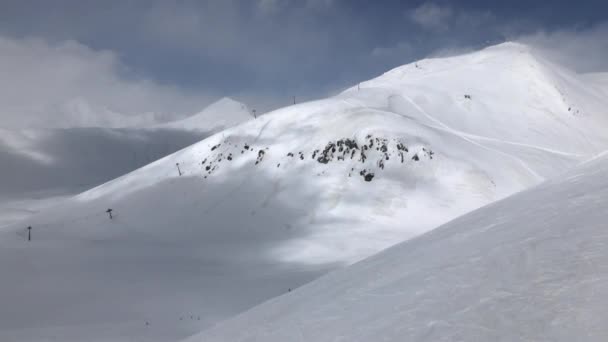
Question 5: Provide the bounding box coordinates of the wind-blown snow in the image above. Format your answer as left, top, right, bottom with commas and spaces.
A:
1, 42, 608, 341
187, 153, 608, 342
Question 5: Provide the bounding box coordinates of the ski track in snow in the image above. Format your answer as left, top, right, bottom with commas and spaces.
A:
355, 95, 554, 182
400, 94, 542, 181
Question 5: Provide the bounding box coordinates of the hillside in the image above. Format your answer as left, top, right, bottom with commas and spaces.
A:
187, 153, 608, 342
0, 97, 252, 227
1, 42, 607, 341
0, 127, 209, 228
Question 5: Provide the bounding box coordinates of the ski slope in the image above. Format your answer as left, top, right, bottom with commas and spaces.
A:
1, 42, 608, 341
187, 153, 608, 342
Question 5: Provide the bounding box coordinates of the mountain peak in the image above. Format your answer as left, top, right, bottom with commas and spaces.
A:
374, 41, 536, 82
209, 96, 245, 107
157, 97, 252, 131
485, 41, 530, 52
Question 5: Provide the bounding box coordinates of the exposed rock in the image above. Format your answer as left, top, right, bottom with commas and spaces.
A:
255, 150, 266, 165
359, 169, 375, 182
359, 150, 367, 163
199, 135, 431, 183
396, 143, 408, 152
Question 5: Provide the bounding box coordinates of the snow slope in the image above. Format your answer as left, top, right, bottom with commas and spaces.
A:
1, 42, 608, 341
188, 153, 608, 342
156, 97, 253, 131
0, 127, 208, 228
584, 72, 608, 97
0, 98, 250, 225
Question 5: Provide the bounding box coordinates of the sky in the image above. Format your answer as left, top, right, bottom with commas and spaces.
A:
0, 0, 607, 128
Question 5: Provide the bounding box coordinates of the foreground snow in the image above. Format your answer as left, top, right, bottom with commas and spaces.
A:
187, 153, 608, 342
1, 42, 608, 341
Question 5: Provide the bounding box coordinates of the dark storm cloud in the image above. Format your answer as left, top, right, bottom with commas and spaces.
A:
0, 0, 607, 127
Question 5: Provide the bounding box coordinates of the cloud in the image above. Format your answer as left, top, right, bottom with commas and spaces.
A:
516, 22, 608, 73
0, 35, 212, 129
407, 2, 494, 32
408, 2, 453, 31
1, 0, 605, 127
0, 127, 208, 197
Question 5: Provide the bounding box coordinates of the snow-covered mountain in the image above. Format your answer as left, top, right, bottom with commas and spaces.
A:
156, 97, 253, 131
1, 42, 607, 341
0, 98, 251, 226
187, 152, 608, 342
0, 127, 210, 228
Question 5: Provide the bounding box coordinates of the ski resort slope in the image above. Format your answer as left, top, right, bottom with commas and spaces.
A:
187, 153, 608, 342
156, 97, 253, 131
1, 42, 608, 342
349, 43, 608, 155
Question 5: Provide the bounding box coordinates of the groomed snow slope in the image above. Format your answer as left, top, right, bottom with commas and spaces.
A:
187, 153, 608, 342
1, 42, 608, 341
157, 97, 252, 131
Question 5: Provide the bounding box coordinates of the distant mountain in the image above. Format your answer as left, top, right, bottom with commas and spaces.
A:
156, 97, 253, 131
2, 42, 608, 341
0, 127, 209, 227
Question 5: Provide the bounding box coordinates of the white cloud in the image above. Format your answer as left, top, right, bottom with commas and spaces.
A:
0, 35, 211, 129
407, 2, 494, 32
516, 22, 608, 73
408, 2, 453, 31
